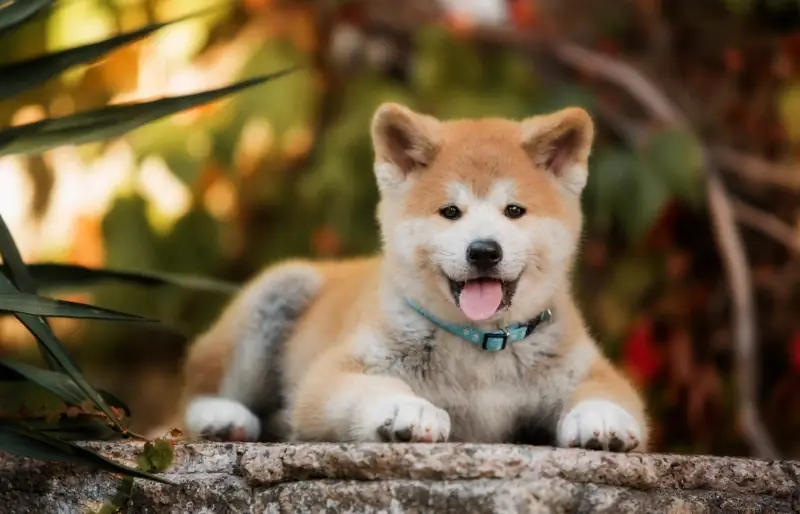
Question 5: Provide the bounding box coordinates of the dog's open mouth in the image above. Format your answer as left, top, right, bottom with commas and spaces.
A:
448, 277, 518, 321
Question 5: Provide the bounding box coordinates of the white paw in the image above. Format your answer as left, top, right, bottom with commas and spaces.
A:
358, 396, 451, 443
185, 396, 261, 442
556, 399, 641, 452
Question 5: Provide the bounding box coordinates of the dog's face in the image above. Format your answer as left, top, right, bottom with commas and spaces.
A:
371, 103, 593, 325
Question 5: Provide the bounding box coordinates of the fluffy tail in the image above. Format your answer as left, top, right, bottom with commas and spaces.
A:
154, 262, 323, 441
218, 263, 323, 408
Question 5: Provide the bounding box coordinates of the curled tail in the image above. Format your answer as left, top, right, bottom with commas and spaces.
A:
182, 262, 323, 441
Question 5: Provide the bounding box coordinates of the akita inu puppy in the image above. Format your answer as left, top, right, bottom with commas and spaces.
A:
170, 102, 648, 451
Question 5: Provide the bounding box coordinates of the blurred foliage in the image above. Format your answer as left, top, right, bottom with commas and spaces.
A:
0, 0, 798, 461
0, 0, 295, 506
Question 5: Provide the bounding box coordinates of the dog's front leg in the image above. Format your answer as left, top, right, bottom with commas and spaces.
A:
556, 343, 649, 452
290, 350, 451, 443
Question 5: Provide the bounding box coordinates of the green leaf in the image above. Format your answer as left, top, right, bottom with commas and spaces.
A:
0, 0, 53, 34
0, 359, 86, 405
642, 129, 705, 207
0, 213, 134, 428
5, 262, 239, 294
623, 159, 672, 241
0, 360, 131, 416
0, 292, 158, 321
588, 147, 672, 242
0, 272, 124, 430
0, 67, 300, 157
586, 148, 638, 231
0, 421, 174, 484
0, 213, 39, 294
0, 212, 60, 370
0, 16, 194, 101
137, 439, 174, 473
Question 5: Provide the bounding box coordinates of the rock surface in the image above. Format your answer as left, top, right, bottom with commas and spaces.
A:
0, 442, 798, 513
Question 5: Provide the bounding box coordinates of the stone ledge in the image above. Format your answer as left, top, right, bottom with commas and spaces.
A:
0, 442, 798, 513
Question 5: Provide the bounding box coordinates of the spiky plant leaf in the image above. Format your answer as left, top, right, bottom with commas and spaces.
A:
0, 0, 295, 487
0, 358, 89, 405
0, 15, 202, 101
4, 263, 238, 294
0, 292, 158, 321
0, 0, 53, 34
0, 67, 299, 157
0, 212, 38, 294
0, 274, 124, 429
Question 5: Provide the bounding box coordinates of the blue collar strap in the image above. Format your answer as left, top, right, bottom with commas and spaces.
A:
406, 299, 553, 352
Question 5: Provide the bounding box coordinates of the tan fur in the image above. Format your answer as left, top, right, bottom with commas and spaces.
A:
164, 257, 381, 432
165, 103, 650, 452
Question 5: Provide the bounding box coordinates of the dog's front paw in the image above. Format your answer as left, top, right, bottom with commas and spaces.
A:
358, 396, 451, 443
556, 399, 641, 452
185, 396, 260, 442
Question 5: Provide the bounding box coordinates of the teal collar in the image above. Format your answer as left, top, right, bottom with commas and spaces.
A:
406, 299, 553, 352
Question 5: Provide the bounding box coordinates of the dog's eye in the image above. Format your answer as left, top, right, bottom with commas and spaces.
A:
504, 204, 526, 219
439, 205, 462, 220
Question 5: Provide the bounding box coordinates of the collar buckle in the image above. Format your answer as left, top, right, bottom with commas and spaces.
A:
524, 308, 553, 338
481, 329, 509, 352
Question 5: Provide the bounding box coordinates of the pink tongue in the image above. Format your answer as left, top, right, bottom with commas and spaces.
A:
459, 280, 503, 321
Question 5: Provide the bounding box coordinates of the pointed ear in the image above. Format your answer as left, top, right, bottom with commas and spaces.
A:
520, 107, 595, 195
371, 102, 441, 189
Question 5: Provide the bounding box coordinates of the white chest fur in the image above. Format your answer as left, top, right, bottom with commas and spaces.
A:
354, 310, 581, 443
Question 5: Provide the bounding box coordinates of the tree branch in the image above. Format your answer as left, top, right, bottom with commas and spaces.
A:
549, 39, 780, 460
711, 147, 800, 193
732, 200, 800, 255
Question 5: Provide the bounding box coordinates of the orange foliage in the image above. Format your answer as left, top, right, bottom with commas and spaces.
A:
67, 215, 105, 268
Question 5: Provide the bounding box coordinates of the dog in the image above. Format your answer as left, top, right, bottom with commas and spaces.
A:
164, 102, 648, 452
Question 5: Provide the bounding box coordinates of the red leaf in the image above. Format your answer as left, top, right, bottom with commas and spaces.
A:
508, 0, 539, 29
622, 318, 663, 387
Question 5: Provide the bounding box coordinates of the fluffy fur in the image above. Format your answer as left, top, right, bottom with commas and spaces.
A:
162, 102, 649, 451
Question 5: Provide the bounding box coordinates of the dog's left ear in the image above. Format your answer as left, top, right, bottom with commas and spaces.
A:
520, 107, 594, 195
371, 102, 441, 190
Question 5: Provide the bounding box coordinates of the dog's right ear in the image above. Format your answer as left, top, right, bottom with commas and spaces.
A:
371, 102, 441, 189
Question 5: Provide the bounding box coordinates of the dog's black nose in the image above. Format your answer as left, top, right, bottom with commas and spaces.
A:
466, 239, 503, 269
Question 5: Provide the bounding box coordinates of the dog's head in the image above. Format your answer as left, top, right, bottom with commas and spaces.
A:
371, 102, 593, 325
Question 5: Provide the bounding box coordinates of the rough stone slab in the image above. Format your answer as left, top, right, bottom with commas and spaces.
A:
0, 442, 797, 513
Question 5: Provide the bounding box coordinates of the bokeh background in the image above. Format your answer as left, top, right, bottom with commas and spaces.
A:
0, 0, 799, 459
